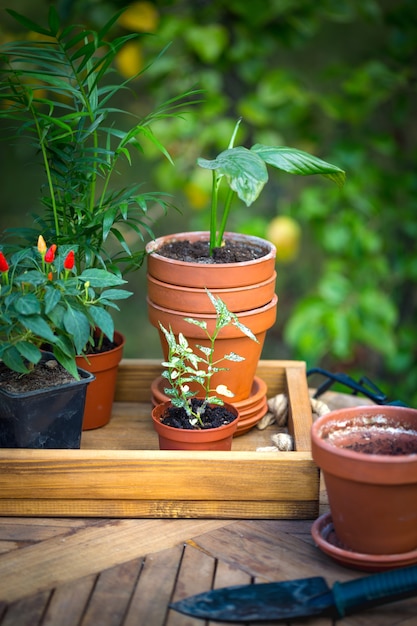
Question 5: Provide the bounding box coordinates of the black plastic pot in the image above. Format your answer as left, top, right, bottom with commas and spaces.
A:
0, 354, 95, 449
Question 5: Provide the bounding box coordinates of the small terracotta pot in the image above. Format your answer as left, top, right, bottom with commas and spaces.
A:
76, 331, 125, 430
151, 401, 239, 450
311, 405, 417, 555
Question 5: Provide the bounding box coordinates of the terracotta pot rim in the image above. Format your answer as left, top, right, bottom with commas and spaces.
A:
152, 400, 239, 435
312, 405, 417, 471
147, 271, 277, 295
146, 231, 276, 267
147, 294, 278, 321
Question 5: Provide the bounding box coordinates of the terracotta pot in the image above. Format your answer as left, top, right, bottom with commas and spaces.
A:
147, 271, 276, 314
146, 232, 277, 403
76, 331, 125, 430
311, 405, 417, 555
152, 401, 239, 450
146, 231, 276, 290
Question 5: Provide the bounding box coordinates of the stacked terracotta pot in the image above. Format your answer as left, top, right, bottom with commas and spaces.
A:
146, 231, 278, 435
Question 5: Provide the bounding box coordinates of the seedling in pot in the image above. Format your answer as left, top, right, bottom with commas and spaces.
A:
159, 289, 258, 428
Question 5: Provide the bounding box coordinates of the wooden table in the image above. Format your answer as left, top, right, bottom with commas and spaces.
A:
0, 391, 415, 625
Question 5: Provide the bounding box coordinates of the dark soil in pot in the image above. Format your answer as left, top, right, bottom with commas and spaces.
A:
160, 398, 237, 430
83, 334, 118, 355
0, 359, 76, 393
332, 429, 417, 455
156, 238, 270, 264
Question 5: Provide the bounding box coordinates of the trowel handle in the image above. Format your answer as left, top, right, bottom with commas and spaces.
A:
332, 564, 417, 617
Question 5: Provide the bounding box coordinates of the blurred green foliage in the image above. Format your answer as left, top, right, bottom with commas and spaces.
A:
1, 0, 416, 405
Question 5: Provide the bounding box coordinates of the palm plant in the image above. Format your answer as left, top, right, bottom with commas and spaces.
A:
0, 6, 196, 275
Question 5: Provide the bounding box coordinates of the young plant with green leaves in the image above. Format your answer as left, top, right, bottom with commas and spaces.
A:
198, 118, 346, 254
0, 6, 197, 275
0, 237, 131, 379
159, 289, 258, 428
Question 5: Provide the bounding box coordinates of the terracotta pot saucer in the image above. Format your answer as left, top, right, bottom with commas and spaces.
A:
312, 512, 417, 573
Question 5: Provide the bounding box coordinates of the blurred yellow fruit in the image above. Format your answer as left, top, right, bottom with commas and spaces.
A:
266, 216, 301, 263
184, 182, 210, 210
115, 40, 143, 78
118, 2, 159, 32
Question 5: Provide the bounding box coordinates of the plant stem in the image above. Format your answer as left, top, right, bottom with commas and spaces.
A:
216, 186, 235, 247
209, 171, 219, 254
32, 106, 60, 237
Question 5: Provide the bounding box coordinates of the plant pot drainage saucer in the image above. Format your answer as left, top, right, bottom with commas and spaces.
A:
311, 512, 417, 572
151, 376, 268, 434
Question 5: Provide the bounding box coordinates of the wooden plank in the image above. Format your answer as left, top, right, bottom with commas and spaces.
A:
41, 575, 96, 626
81, 559, 142, 626
124, 545, 183, 626
0, 499, 318, 519
167, 544, 216, 626
1, 591, 51, 626
0, 519, 229, 603
286, 364, 313, 451
0, 450, 315, 500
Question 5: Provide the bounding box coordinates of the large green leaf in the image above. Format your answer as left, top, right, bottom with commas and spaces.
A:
198, 147, 268, 206
251, 145, 346, 188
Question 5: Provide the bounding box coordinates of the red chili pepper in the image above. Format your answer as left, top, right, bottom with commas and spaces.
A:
47, 271, 53, 281
0, 251, 9, 273
63, 250, 75, 271
44, 244, 57, 264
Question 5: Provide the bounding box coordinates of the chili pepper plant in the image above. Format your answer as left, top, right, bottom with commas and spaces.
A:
158, 289, 258, 428
0, 236, 131, 379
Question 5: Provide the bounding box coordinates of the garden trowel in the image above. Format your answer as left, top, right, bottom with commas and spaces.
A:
170, 564, 417, 622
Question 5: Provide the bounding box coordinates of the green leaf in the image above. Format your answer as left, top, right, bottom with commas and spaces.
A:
6, 9, 52, 36
47, 5, 60, 36
44, 286, 62, 315
16, 341, 42, 364
223, 352, 246, 362
79, 269, 127, 288
184, 317, 207, 330
251, 145, 346, 188
2, 346, 30, 374
99, 288, 133, 301
88, 307, 114, 341
63, 307, 91, 354
232, 319, 258, 343
52, 347, 80, 380
19, 314, 57, 343
14, 293, 41, 316
198, 147, 268, 206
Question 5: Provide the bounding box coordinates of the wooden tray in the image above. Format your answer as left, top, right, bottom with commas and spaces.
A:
0, 359, 319, 519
